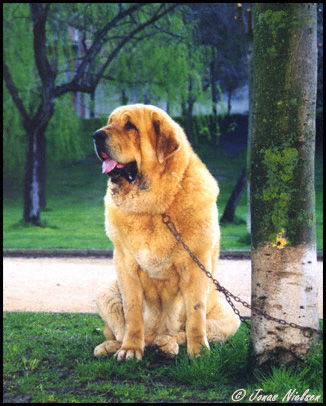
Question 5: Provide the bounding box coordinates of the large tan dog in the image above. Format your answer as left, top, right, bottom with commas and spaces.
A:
93, 104, 240, 361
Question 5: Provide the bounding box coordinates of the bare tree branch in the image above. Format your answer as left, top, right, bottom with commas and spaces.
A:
93, 3, 179, 89
29, 4, 56, 127
54, 3, 179, 97
54, 3, 146, 96
30, 4, 55, 86
3, 60, 31, 127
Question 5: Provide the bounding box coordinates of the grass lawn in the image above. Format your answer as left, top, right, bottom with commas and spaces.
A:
3, 145, 323, 251
3, 312, 323, 403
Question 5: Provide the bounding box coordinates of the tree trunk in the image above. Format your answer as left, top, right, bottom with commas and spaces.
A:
23, 126, 45, 225
236, 3, 254, 234
227, 89, 232, 115
39, 130, 47, 209
120, 88, 128, 106
210, 51, 219, 146
185, 79, 195, 144
186, 99, 195, 144
250, 4, 319, 367
220, 167, 246, 223
90, 89, 96, 118
246, 6, 254, 235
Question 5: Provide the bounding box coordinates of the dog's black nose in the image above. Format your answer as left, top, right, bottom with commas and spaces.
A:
93, 130, 107, 141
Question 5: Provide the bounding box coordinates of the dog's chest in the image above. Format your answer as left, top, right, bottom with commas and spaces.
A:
133, 248, 170, 279
108, 211, 175, 280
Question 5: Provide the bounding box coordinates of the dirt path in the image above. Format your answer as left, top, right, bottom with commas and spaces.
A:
3, 257, 323, 318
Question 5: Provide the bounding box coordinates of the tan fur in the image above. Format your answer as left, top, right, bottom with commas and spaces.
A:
94, 104, 240, 361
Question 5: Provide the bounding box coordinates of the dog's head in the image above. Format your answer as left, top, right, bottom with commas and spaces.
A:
93, 104, 182, 185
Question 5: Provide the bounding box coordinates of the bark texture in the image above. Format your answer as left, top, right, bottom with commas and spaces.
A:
250, 4, 319, 367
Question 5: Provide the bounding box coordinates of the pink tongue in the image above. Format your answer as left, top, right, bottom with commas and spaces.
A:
102, 158, 125, 174
102, 158, 118, 174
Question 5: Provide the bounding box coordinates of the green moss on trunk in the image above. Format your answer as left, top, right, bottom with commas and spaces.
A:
251, 4, 317, 248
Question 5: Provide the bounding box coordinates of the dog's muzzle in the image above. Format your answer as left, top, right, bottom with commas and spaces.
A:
93, 130, 138, 183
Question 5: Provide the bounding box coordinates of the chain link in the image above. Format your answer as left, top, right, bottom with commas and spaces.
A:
162, 214, 322, 337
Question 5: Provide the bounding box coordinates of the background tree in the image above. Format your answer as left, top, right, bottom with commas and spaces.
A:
3, 3, 179, 225
101, 12, 209, 135
190, 3, 247, 145
96, 7, 196, 114
235, 3, 254, 234
191, 3, 250, 222
250, 4, 319, 367
220, 167, 247, 223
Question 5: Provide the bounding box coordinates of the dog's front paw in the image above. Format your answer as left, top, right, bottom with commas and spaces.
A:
154, 334, 179, 358
187, 340, 210, 358
115, 346, 144, 362
94, 340, 122, 357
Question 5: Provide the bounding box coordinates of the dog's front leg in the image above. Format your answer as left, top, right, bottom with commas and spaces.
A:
179, 260, 210, 357
114, 249, 145, 361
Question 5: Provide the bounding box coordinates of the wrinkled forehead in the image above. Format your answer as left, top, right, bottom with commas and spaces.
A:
108, 104, 166, 124
109, 105, 143, 123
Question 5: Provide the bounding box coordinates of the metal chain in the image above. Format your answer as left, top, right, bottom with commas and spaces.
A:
162, 214, 322, 337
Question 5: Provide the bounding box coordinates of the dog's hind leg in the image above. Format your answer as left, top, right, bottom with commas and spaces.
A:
206, 293, 241, 343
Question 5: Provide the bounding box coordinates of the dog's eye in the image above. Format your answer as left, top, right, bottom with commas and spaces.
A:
125, 122, 137, 131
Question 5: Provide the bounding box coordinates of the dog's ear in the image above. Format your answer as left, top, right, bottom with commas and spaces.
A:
152, 111, 181, 164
